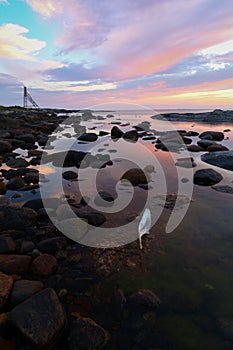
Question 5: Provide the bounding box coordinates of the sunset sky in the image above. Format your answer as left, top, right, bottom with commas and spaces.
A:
0, 0, 233, 109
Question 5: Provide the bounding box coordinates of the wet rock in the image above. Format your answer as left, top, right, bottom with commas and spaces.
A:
193, 169, 223, 186
0, 140, 11, 154
6, 158, 29, 168
0, 255, 32, 275
199, 131, 224, 141
211, 185, 233, 194
0, 206, 37, 230
201, 151, 233, 171
175, 157, 196, 168
6, 177, 25, 190
224, 129, 231, 132
8, 288, 65, 348
123, 130, 139, 142
207, 144, 229, 152
37, 135, 49, 146
86, 213, 106, 226
28, 149, 44, 157
78, 133, 98, 142
111, 126, 124, 139
68, 316, 110, 350
129, 289, 161, 309
23, 198, 60, 211
121, 168, 148, 186
106, 114, 114, 118
20, 241, 35, 254
24, 172, 39, 184
45, 150, 87, 167
16, 134, 36, 144
142, 135, 156, 140
0, 235, 15, 254
187, 144, 204, 152
62, 171, 78, 180
11, 279, 44, 306
197, 140, 216, 149
0, 272, 13, 309
30, 254, 58, 277
99, 131, 109, 136
2, 167, 35, 180
37, 237, 67, 255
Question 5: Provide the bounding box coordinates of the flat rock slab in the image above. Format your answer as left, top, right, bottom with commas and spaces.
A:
201, 151, 233, 171
0, 272, 13, 309
11, 279, 44, 306
8, 288, 65, 348
211, 185, 233, 194
68, 316, 110, 350
0, 255, 32, 275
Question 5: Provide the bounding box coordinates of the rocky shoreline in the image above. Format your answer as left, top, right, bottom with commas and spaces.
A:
0, 107, 233, 349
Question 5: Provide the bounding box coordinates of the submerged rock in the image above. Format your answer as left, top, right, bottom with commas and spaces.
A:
121, 168, 149, 186
11, 279, 44, 306
129, 289, 161, 309
0, 234, 15, 254
193, 169, 223, 186
0, 272, 13, 309
207, 144, 229, 152
0, 255, 32, 275
6, 176, 25, 190
30, 254, 58, 277
187, 145, 204, 152
201, 151, 233, 171
8, 288, 66, 348
211, 185, 233, 194
68, 316, 110, 350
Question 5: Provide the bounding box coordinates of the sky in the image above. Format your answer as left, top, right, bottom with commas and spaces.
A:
0, 0, 233, 110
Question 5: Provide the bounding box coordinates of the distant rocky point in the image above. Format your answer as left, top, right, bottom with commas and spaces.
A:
152, 109, 233, 122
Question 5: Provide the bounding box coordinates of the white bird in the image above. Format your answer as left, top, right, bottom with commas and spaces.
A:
138, 208, 151, 250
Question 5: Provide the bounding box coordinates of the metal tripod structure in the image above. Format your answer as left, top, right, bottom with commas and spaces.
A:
23, 86, 40, 109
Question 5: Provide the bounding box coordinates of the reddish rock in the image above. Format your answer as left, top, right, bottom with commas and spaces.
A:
187, 144, 204, 152
0, 255, 32, 275
0, 272, 14, 309
8, 288, 65, 348
207, 144, 229, 152
31, 254, 57, 277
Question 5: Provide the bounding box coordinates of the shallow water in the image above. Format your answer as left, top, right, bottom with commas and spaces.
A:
2, 110, 233, 349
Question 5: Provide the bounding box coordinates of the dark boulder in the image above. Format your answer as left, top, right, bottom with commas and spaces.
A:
199, 131, 224, 141
8, 288, 65, 348
194, 168, 223, 186
0, 206, 37, 230
111, 126, 124, 139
